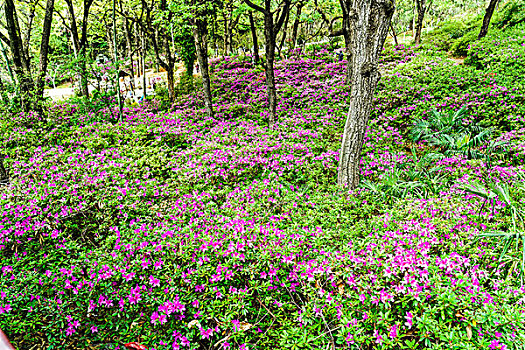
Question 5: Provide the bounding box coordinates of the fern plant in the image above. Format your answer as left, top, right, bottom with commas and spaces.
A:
464, 174, 525, 286
409, 106, 495, 160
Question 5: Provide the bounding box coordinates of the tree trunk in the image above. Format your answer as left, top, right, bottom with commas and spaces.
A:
245, 0, 290, 127
390, 22, 398, 46
278, 10, 290, 54
414, 0, 426, 45
106, 21, 115, 57
223, 11, 229, 55
65, 0, 93, 98
263, 13, 277, 126
192, 16, 214, 119
36, 0, 55, 105
125, 19, 135, 85
249, 11, 259, 63
479, 0, 499, 39
337, 0, 395, 188
4, 0, 34, 111
22, 0, 37, 66
291, 3, 303, 48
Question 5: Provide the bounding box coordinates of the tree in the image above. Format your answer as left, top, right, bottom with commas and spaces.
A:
3, 0, 34, 111
244, 0, 291, 127
36, 0, 55, 106
337, 0, 395, 188
222, 0, 242, 55
414, 0, 427, 45
248, 11, 259, 62
290, 0, 305, 48
64, 0, 95, 98
478, 0, 499, 39
315, 0, 354, 85
188, 0, 215, 118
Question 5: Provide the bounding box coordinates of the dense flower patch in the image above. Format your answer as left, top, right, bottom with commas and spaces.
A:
1, 42, 525, 349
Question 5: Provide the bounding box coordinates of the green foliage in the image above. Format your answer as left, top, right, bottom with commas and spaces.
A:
466, 23, 525, 83
409, 106, 495, 159
464, 174, 525, 286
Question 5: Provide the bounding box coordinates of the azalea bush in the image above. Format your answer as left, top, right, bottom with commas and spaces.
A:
1, 27, 525, 350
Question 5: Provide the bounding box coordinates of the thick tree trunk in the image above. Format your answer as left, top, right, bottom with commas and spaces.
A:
192, 17, 214, 119
479, 0, 499, 39
414, 0, 426, 45
36, 0, 55, 104
337, 0, 395, 188
249, 11, 259, 63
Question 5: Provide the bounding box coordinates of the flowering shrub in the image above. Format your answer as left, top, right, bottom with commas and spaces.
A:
1, 36, 525, 350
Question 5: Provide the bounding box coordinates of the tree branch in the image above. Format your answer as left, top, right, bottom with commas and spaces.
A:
244, 0, 266, 14
0, 31, 11, 47
273, 0, 290, 35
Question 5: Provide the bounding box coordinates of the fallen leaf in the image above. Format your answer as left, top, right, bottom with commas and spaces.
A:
188, 320, 201, 328
124, 342, 148, 350
238, 322, 252, 331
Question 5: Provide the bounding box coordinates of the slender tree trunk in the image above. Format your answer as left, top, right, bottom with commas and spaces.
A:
278, 10, 290, 54
4, 0, 34, 111
337, 0, 395, 188
106, 21, 115, 57
390, 22, 398, 46
414, 0, 426, 45
36, 0, 55, 105
291, 3, 303, 48
65, 0, 93, 98
192, 17, 214, 118
22, 0, 38, 65
124, 19, 135, 82
142, 31, 147, 98
223, 11, 229, 55
263, 13, 277, 126
245, 0, 290, 126
249, 11, 259, 63
479, 0, 499, 39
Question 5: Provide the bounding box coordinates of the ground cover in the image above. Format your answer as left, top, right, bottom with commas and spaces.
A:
1, 36, 525, 350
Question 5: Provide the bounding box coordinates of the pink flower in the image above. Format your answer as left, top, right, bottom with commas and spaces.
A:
389, 324, 398, 339
405, 312, 413, 329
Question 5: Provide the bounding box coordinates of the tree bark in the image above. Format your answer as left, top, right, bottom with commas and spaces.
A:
22, 0, 38, 66
264, 12, 277, 125
291, 2, 303, 48
414, 0, 426, 45
124, 19, 135, 83
337, 0, 395, 188
4, 0, 34, 111
36, 0, 55, 105
390, 22, 398, 46
245, 0, 291, 127
278, 10, 290, 54
65, 0, 93, 98
249, 11, 259, 63
191, 14, 214, 119
479, 0, 499, 39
